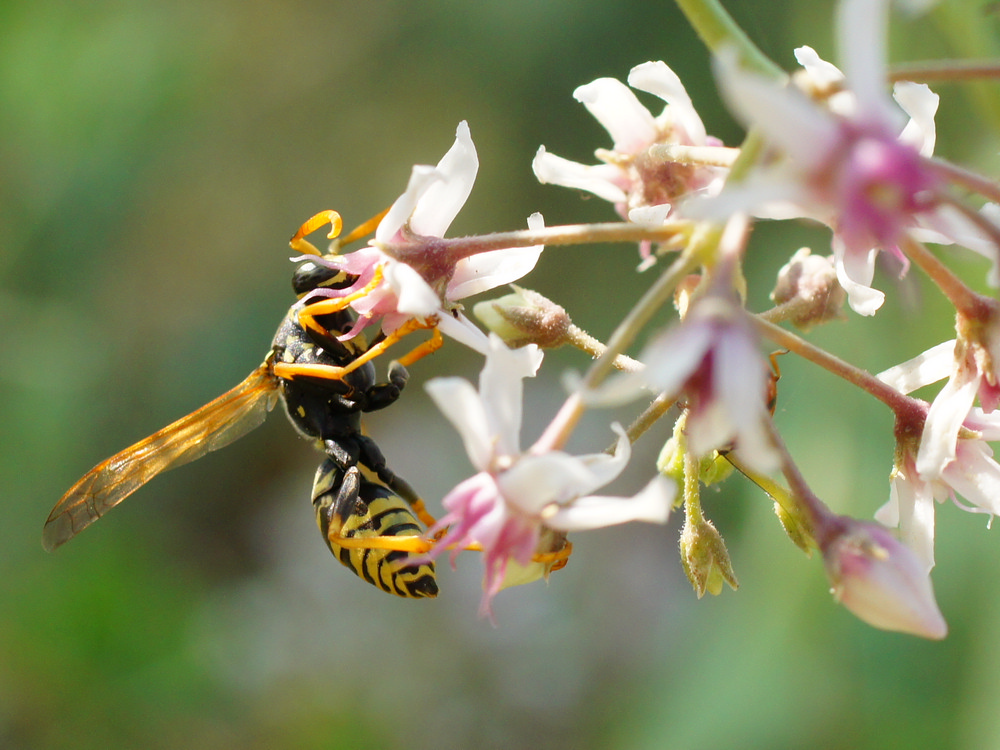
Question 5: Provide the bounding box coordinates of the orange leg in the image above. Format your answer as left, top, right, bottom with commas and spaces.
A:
296, 265, 386, 342
289, 210, 343, 256
394, 325, 443, 368
339, 206, 391, 246
408, 497, 438, 530
329, 532, 435, 554
278, 316, 442, 383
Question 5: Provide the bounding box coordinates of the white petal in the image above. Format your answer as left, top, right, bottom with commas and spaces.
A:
836, 0, 896, 124
409, 121, 479, 238
448, 213, 544, 300
877, 340, 956, 394
385, 260, 440, 316
628, 204, 672, 225
887, 469, 937, 572
894, 82, 938, 156
641, 319, 715, 394
376, 165, 441, 243
941, 441, 1000, 515
713, 48, 837, 170
436, 311, 491, 354
794, 46, 844, 88
916, 369, 979, 478
573, 77, 658, 154
628, 60, 707, 144
715, 329, 781, 472
532, 146, 628, 203
834, 241, 884, 316
548, 475, 676, 531
567, 424, 632, 494
965, 407, 1000, 441
479, 336, 542, 456
425, 376, 494, 471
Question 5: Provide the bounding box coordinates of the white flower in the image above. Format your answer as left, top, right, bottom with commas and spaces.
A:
877, 348, 1000, 569
533, 61, 727, 224
642, 295, 781, 473
702, 0, 954, 316
305, 121, 544, 351
422, 335, 675, 618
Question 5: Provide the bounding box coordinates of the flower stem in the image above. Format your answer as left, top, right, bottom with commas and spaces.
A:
751, 316, 924, 420
902, 235, 994, 319
565, 326, 645, 373
889, 60, 1000, 84
672, 0, 783, 79
531, 233, 709, 454
386, 222, 693, 265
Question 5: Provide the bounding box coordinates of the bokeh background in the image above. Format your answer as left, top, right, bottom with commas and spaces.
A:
4, 1, 1000, 748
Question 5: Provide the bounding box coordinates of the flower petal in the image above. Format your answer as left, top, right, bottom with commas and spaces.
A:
409, 120, 479, 238
916, 366, 980, 478
532, 146, 628, 203
894, 82, 938, 156
713, 48, 837, 170
376, 165, 441, 243
627, 60, 707, 144
548, 475, 676, 531
384, 260, 440, 316
478, 336, 542, 457
425, 376, 494, 472
448, 213, 545, 300
877, 340, 956, 393
573, 77, 658, 154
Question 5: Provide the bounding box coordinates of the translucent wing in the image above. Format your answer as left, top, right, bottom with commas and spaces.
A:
43, 362, 281, 551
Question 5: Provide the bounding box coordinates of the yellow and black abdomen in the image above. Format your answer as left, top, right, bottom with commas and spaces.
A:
312, 458, 438, 598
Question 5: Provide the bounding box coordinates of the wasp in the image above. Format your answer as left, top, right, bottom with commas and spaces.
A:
44, 211, 444, 598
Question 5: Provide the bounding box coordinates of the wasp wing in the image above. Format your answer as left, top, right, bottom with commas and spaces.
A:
43, 362, 281, 551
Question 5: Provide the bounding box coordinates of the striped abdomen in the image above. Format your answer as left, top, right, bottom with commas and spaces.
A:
312, 459, 438, 598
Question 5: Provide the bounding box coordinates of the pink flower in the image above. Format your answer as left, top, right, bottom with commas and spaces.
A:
704, 0, 955, 316
421, 336, 675, 619
304, 121, 544, 351
533, 61, 728, 226
877, 350, 1000, 569
640, 295, 781, 473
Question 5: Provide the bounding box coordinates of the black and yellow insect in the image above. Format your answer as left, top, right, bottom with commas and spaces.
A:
44, 213, 442, 598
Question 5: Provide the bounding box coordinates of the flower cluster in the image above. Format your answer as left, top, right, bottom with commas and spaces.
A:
288, 0, 1000, 638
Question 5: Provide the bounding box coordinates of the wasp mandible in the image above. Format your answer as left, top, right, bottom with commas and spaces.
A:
44, 211, 444, 598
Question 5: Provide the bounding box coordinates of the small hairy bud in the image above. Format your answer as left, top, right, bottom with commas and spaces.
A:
473, 286, 572, 348
771, 248, 846, 330
679, 516, 738, 598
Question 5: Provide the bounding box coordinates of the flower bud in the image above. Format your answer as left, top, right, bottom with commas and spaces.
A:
821, 518, 947, 639
473, 286, 572, 348
771, 248, 846, 330
679, 516, 738, 598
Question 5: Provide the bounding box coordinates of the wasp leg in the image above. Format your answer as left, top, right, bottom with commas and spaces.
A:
338, 206, 391, 245
314, 462, 438, 597
289, 210, 343, 256
392, 325, 443, 368
296, 266, 387, 344
329, 533, 435, 554
352, 435, 438, 529
361, 361, 409, 413
433, 532, 573, 570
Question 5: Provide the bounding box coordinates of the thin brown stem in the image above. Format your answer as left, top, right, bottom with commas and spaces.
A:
902, 235, 994, 319
751, 316, 924, 420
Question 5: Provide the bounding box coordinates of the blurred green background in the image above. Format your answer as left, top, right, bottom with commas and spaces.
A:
4, 1, 1000, 748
